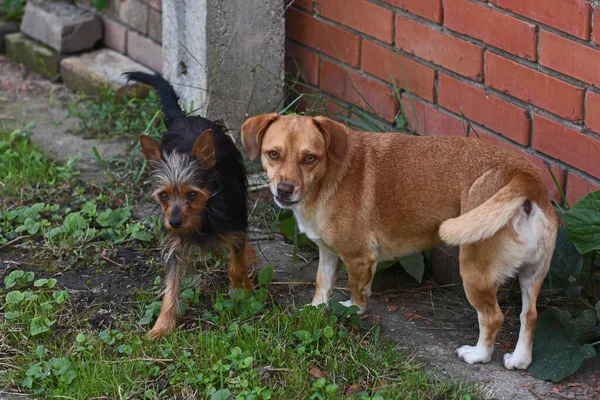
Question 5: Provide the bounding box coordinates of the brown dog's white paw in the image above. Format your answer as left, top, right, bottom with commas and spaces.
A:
339, 299, 367, 314
503, 351, 532, 370
456, 345, 493, 364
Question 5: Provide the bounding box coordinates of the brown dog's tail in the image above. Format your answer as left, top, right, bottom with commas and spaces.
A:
439, 173, 541, 246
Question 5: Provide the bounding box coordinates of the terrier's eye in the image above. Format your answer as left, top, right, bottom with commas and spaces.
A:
304, 154, 317, 164
159, 193, 169, 202
267, 150, 279, 160
187, 191, 197, 200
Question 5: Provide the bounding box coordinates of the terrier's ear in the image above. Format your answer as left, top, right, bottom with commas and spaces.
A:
312, 116, 349, 164
241, 113, 279, 160
139, 135, 162, 167
192, 129, 216, 168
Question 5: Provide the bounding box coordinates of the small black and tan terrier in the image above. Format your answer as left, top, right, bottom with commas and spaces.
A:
126, 71, 256, 339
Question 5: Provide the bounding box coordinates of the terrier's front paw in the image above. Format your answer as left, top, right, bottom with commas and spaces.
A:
148, 318, 176, 340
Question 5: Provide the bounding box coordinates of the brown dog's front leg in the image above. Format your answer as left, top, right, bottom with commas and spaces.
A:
340, 255, 377, 314
311, 244, 341, 306
149, 254, 188, 340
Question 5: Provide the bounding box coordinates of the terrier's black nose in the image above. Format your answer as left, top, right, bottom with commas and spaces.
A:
169, 217, 182, 229
277, 183, 294, 198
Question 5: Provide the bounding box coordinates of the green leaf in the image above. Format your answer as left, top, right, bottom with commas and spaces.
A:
323, 326, 334, 339
62, 212, 88, 233
76, 333, 87, 343
563, 190, 600, 254
30, 317, 51, 336
92, 0, 106, 11
5, 311, 20, 320
258, 265, 274, 286
399, 253, 425, 284
211, 389, 231, 400
34, 278, 48, 287
46, 278, 57, 289
97, 207, 131, 228
81, 202, 97, 217
528, 308, 597, 382
6, 290, 24, 304
547, 227, 583, 290
293, 330, 312, 344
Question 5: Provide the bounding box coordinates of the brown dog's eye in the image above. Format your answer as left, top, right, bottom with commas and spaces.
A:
267, 150, 279, 160
304, 154, 317, 164
159, 193, 169, 202
187, 191, 197, 201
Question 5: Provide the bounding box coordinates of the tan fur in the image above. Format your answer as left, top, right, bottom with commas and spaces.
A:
241, 114, 558, 370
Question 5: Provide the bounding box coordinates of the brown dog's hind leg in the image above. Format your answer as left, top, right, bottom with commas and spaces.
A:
340, 254, 377, 314
226, 236, 255, 291
149, 251, 189, 340
503, 251, 552, 370
456, 244, 504, 364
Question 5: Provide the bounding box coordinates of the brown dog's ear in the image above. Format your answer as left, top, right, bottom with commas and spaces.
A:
241, 113, 279, 160
139, 135, 162, 167
192, 129, 216, 168
312, 116, 349, 164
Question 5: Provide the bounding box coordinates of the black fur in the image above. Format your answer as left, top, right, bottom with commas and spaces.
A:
126, 72, 249, 246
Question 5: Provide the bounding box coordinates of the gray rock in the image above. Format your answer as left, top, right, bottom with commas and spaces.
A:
20, 1, 102, 53
60, 48, 153, 97
5, 32, 60, 78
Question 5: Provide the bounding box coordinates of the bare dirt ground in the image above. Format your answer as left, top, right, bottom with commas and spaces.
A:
1, 56, 599, 400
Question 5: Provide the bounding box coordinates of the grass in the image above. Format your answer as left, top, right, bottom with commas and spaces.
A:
1, 267, 480, 399
66, 84, 162, 138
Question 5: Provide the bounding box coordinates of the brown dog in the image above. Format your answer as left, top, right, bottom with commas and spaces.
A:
241, 113, 558, 370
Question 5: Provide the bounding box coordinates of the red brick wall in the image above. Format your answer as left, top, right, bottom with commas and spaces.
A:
77, 0, 162, 73
285, 0, 600, 205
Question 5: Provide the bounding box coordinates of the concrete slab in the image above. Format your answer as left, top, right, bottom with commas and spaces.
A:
60, 49, 153, 97
20, 0, 102, 53
0, 21, 19, 53
5, 33, 60, 78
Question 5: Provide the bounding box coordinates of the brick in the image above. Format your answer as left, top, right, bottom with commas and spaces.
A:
20, 1, 102, 53
316, 0, 394, 43
60, 49, 153, 97
437, 74, 530, 145
5, 33, 60, 78
103, 17, 127, 54
586, 91, 600, 134
148, 8, 162, 43
286, 41, 319, 86
401, 95, 465, 136
540, 30, 600, 87
395, 15, 484, 80
490, 0, 591, 39
320, 59, 399, 122
566, 173, 600, 205
126, 0, 149, 34
148, 0, 162, 11
533, 115, 600, 179
594, 8, 600, 44
286, 8, 361, 67
476, 131, 566, 200
361, 40, 435, 101
381, 0, 442, 23
445, 0, 537, 60
127, 30, 162, 73
486, 53, 585, 122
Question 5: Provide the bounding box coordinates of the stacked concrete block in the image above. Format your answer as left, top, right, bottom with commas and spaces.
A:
60, 49, 153, 97
0, 21, 19, 53
20, 1, 102, 53
5, 33, 60, 78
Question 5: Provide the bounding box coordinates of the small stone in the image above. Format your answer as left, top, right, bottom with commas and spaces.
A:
0, 21, 19, 53
5, 33, 60, 78
20, 1, 102, 53
60, 48, 153, 97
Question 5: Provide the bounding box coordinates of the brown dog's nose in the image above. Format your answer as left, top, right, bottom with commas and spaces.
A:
169, 217, 182, 229
277, 183, 294, 198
